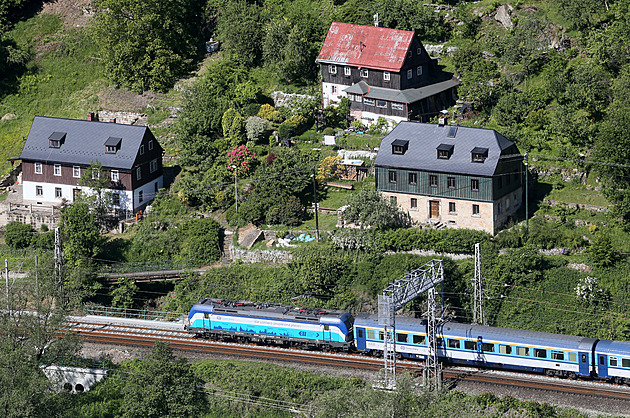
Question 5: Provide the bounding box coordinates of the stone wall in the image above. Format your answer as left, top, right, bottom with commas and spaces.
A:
228, 245, 293, 264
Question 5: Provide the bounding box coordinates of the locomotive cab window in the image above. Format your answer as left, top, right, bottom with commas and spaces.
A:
551, 351, 564, 361
622, 358, 630, 368
447, 339, 460, 349
517, 346, 529, 356
413, 335, 426, 345
481, 343, 495, 352
534, 349, 547, 358
464, 341, 476, 350
324, 325, 330, 331
204, 313, 209, 319
610, 357, 618, 367
499, 344, 512, 354
397, 333, 408, 343
367, 330, 375, 340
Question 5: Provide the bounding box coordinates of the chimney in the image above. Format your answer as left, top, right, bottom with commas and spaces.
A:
109, 118, 116, 123
438, 117, 446, 126
87, 112, 95, 121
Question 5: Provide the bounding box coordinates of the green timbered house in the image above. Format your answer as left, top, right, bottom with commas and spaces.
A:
374, 121, 523, 234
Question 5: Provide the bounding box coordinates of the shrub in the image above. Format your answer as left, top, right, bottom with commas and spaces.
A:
178, 218, 222, 265
266, 195, 304, 226
322, 127, 335, 136
381, 227, 492, 254
278, 120, 295, 139
245, 116, 270, 143
4, 221, 34, 249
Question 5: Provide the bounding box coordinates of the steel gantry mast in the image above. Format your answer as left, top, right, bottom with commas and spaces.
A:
472, 243, 485, 325
377, 259, 444, 390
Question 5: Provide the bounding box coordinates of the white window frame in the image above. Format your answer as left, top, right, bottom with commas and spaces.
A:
140, 144, 145, 155
150, 158, 158, 173
55, 187, 62, 198
417, 66, 423, 76
329, 64, 337, 75
136, 167, 142, 180
54, 164, 61, 176
344, 66, 351, 76
73, 166, 80, 178
111, 170, 119, 182
36, 185, 43, 196
148, 140, 154, 150
383, 71, 390, 81
360, 69, 368, 78
34, 162, 42, 174
391, 103, 404, 111
355, 95, 362, 103
363, 98, 375, 106
407, 69, 412, 79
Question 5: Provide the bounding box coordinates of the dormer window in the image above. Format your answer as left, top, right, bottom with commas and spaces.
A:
471, 147, 488, 163
48, 132, 66, 148
437, 144, 454, 159
392, 139, 408, 155
105, 137, 122, 154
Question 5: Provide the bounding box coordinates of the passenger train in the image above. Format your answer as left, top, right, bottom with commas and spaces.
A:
185, 298, 630, 383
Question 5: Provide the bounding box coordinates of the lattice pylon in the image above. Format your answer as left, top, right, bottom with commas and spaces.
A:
472, 243, 485, 325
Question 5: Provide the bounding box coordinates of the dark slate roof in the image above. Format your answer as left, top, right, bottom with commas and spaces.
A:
344, 79, 459, 104
374, 121, 516, 177
20, 116, 153, 170
316, 22, 415, 72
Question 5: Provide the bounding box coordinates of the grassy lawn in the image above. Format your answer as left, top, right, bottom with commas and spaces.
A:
538, 179, 610, 207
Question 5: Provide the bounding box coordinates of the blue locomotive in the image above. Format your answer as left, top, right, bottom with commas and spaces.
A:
186, 299, 630, 383
185, 298, 354, 350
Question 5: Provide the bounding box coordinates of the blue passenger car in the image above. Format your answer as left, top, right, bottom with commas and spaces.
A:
594, 340, 630, 382
186, 298, 354, 350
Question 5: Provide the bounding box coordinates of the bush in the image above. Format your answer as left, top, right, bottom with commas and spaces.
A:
178, 218, 222, 265
266, 195, 304, 226
278, 120, 296, 139
322, 127, 335, 136
380, 227, 492, 254
4, 221, 34, 249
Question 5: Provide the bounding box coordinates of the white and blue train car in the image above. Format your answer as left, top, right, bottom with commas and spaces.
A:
594, 340, 630, 383
185, 298, 354, 350
354, 314, 596, 378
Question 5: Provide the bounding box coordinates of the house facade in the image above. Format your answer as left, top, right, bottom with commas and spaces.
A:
316, 22, 458, 127
374, 121, 523, 235
19, 116, 164, 213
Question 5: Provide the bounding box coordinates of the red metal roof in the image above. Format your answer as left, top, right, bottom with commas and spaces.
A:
317, 22, 414, 72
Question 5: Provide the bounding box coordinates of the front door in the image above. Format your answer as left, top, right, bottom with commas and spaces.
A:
429, 201, 440, 218
72, 188, 81, 202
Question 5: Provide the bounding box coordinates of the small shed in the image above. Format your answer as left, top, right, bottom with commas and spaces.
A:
323, 135, 336, 146
341, 159, 369, 181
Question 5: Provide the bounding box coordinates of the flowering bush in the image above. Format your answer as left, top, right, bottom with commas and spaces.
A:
228, 145, 256, 175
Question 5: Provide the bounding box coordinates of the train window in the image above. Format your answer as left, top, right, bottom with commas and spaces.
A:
396, 333, 408, 343
367, 330, 375, 340
436, 338, 443, 347
568, 352, 576, 362
204, 313, 209, 319
499, 345, 512, 354
599, 356, 605, 365
379, 332, 384, 341
534, 349, 547, 358
610, 357, 618, 367
447, 339, 460, 349
413, 335, 426, 345
464, 341, 476, 350
551, 351, 564, 361
481, 343, 495, 352
324, 325, 330, 331
581, 354, 587, 363
517, 346, 529, 356
358, 329, 364, 339
622, 358, 630, 368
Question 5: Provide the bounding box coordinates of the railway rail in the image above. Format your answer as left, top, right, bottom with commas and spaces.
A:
68, 316, 630, 402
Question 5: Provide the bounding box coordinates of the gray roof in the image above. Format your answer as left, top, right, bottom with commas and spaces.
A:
374, 121, 516, 177
344, 79, 459, 104
20, 116, 155, 170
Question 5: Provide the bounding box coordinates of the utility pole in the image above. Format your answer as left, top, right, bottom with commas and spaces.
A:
524, 152, 529, 232
472, 243, 485, 325
54, 227, 63, 296
312, 169, 320, 240
232, 165, 238, 213
5, 259, 8, 311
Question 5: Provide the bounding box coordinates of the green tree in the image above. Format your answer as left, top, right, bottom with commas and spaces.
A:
121, 341, 207, 418
221, 108, 246, 148
342, 187, 410, 230
91, 0, 202, 92
78, 161, 116, 231
587, 231, 618, 267
215, 0, 264, 68
111, 277, 139, 309
177, 218, 222, 265
4, 220, 33, 249
289, 243, 348, 294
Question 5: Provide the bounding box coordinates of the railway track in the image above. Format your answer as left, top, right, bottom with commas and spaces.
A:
68, 316, 630, 402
